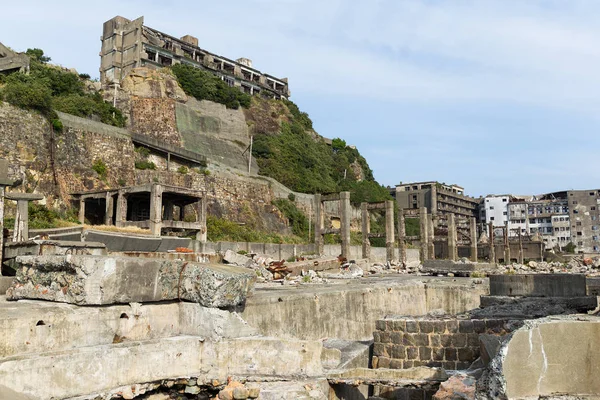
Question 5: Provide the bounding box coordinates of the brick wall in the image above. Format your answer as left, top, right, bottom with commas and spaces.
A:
372, 316, 510, 370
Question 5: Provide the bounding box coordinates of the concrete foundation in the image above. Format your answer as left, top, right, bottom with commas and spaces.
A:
489, 274, 587, 297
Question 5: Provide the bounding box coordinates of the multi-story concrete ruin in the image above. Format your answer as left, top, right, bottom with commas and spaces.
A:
393, 181, 480, 219
0, 42, 30, 74
567, 189, 600, 253
100, 16, 290, 99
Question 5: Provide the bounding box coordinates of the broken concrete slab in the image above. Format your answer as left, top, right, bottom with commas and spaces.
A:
422, 260, 497, 277
322, 339, 372, 369
223, 249, 254, 267
327, 367, 447, 386
475, 295, 598, 318
6, 255, 255, 307
433, 373, 476, 400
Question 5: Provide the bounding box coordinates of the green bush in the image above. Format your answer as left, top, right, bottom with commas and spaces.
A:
135, 146, 151, 158
0, 48, 125, 127
206, 216, 304, 244
283, 99, 312, 130
92, 159, 107, 180
4, 203, 80, 230
273, 198, 310, 238
171, 64, 251, 109
177, 166, 189, 174
134, 160, 156, 170
564, 242, 576, 254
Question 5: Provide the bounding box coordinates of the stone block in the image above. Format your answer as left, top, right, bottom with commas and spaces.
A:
451, 334, 467, 348
432, 348, 445, 361
403, 333, 416, 346
391, 320, 406, 332
419, 321, 434, 333
430, 335, 441, 347
446, 320, 459, 333
440, 335, 453, 347
378, 357, 391, 368
406, 320, 419, 333
389, 359, 403, 369
414, 333, 430, 347
373, 343, 386, 357
432, 320, 446, 333
373, 331, 381, 342
442, 361, 457, 370
458, 320, 474, 333
391, 332, 403, 343
407, 347, 419, 360
391, 345, 406, 359
457, 347, 475, 362
472, 319, 486, 333
7, 255, 255, 308
444, 348, 457, 361
375, 320, 387, 331
466, 334, 480, 348
419, 347, 432, 361
403, 360, 414, 368
380, 332, 392, 343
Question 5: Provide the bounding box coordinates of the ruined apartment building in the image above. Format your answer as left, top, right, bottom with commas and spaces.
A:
393, 181, 479, 219
99, 16, 290, 99
568, 189, 600, 254
507, 194, 570, 251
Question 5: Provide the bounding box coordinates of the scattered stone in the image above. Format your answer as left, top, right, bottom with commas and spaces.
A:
223, 250, 254, 267
433, 373, 476, 400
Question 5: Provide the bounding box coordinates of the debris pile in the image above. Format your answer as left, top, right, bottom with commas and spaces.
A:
496, 256, 600, 275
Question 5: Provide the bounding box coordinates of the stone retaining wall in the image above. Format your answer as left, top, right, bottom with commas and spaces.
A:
373, 316, 510, 370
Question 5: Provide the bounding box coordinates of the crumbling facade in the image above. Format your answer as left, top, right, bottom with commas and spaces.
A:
568, 189, 600, 253
100, 16, 290, 99
393, 181, 479, 220
0, 42, 29, 74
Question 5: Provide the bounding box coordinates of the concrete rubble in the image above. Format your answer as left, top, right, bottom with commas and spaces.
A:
7, 254, 255, 307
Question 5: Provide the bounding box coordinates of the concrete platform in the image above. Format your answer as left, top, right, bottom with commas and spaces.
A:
242, 275, 488, 340
422, 260, 497, 276
489, 274, 587, 297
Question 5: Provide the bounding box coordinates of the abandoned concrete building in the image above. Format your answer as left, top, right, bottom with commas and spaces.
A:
0, 42, 30, 74
392, 181, 480, 219
567, 189, 600, 253
100, 16, 290, 99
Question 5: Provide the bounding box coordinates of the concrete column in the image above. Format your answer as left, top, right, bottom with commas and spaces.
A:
431, 185, 438, 216
340, 191, 351, 260
13, 200, 29, 242
428, 214, 435, 260
115, 191, 127, 228
470, 217, 478, 262
489, 222, 496, 263
397, 210, 407, 265
314, 194, 323, 255
163, 201, 174, 221
385, 200, 395, 263
419, 207, 428, 262
503, 223, 510, 264
361, 202, 370, 260
196, 196, 207, 243
0, 187, 4, 266
448, 214, 457, 261
149, 184, 163, 237
518, 230, 524, 264
104, 194, 114, 226
78, 198, 86, 224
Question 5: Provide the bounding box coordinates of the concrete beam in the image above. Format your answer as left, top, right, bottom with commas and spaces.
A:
385, 200, 395, 262
470, 217, 477, 262
397, 209, 407, 265
447, 214, 457, 261
13, 200, 29, 242
149, 183, 163, 236
419, 207, 428, 263
361, 202, 370, 260
314, 194, 323, 255
7, 255, 256, 307
428, 214, 435, 260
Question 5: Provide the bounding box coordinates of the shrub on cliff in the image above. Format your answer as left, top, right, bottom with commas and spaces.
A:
272, 199, 309, 239
0, 48, 125, 127
171, 64, 251, 109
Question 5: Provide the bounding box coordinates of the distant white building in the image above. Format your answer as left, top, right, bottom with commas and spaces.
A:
480, 195, 511, 228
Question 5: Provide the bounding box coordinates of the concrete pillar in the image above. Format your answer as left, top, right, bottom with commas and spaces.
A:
0, 187, 4, 266
470, 217, 478, 262
503, 223, 510, 264
163, 201, 174, 221
419, 207, 428, 262
518, 231, 524, 264
385, 200, 395, 263
13, 200, 29, 242
314, 194, 323, 255
397, 209, 407, 265
431, 185, 438, 215
196, 196, 207, 243
340, 191, 351, 260
428, 214, 435, 260
489, 222, 496, 263
78, 198, 86, 224
115, 191, 127, 228
104, 194, 114, 226
149, 184, 163, 237
448, 214, 457, 261
361, 202, 370, 260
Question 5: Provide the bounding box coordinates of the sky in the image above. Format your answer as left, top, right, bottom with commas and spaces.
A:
2, 0, 599, 197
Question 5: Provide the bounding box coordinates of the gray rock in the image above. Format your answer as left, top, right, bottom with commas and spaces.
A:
223, 249, 254, 267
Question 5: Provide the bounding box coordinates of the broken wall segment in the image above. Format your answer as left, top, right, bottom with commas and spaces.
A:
489, 273, 586, 297
7, 255, 255, 307
477, 316, 600, 399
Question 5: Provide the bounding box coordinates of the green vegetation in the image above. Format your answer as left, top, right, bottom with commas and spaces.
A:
134, 160, 156, 170
252, 98, 391, 205
91, 159, 108, 180
206, 216, 304, 244
177, 166, 189, 174
564, 242, 576, 254
405, 217, 420, 236
0, 48, 125, 127
272, 199, 309, 239
171, 64, 251, 109
4, 203, 79, 230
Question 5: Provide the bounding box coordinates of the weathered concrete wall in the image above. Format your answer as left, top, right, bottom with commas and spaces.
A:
480, 316, 600, 399
323, 245, 420, 263
242, 277, 488, 341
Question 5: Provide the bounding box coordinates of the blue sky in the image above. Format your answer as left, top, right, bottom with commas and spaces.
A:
2, 0, 599, 197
